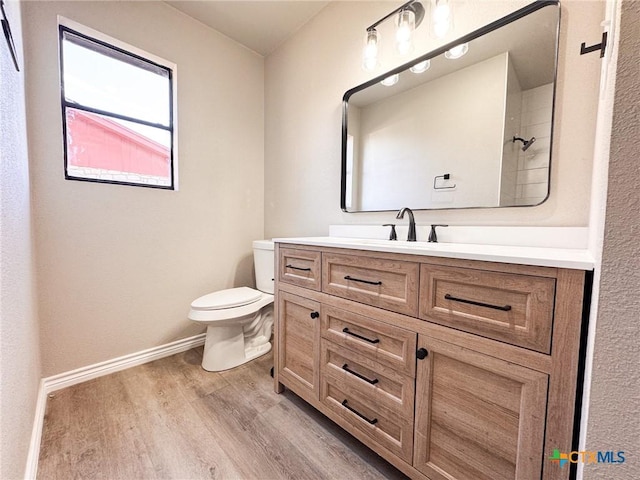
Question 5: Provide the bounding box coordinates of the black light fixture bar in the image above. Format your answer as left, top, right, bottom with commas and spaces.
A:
366, 0, 423, 31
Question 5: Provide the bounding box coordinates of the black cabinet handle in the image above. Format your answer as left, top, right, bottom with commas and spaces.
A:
310, 311, 319, 319
342, 327, 380, 344
286, 264, 312, 272
342, 364, 379, 385
341, 400, 378, 425
416, 348, 429, 360
444, 293, 512, 312
344, 275, 382, 286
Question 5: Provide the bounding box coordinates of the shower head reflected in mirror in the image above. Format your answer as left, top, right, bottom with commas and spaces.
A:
513, 136, 536, 152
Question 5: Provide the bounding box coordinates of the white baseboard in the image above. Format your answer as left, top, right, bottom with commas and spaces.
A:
43, 333, 206, 393
24, 379, 47, 480
23, 333, 206, 479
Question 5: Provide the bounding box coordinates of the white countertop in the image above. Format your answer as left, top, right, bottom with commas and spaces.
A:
272, 236, 595, 270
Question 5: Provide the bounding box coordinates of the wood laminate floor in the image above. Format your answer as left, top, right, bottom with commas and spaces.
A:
37, 347, 407, 479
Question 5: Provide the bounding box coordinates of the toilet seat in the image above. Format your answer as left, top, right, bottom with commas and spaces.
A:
191, 287, 262, 311
188, 289, 274, 323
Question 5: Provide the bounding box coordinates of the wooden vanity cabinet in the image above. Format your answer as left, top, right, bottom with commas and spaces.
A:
274, 243, 588, 480
276, 291, 321, 402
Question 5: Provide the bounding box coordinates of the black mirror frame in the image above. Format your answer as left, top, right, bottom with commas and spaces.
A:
341, 0, 560, 213
1, 0, 19, 71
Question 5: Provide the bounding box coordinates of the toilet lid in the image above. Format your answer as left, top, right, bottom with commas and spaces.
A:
190, 287, 263, 311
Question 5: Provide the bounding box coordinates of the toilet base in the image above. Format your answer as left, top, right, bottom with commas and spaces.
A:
200, 306, 273, 372
245, 342, 272, 364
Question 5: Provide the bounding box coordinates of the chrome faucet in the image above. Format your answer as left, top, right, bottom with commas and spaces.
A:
396, 207, 416, 242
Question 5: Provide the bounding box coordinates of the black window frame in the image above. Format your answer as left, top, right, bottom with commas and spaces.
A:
59, 24, 176, 190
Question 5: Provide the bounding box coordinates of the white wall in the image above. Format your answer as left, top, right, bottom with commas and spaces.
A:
515, 83, 553, 205
0, 0, 42, 477
500, 56, 522, 206
354, 53, 508, 210
23, 1, 265, 376
265, 1, 604, 238
584, 1, 640, 477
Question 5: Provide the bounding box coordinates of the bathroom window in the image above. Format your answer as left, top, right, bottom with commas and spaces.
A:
59, 22, 176, 189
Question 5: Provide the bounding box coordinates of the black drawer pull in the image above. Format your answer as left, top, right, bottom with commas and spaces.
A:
341, 399, 378, 425
342, 364, 379, 385
344, 275, 382, 286
342, 327, 380, 344
286, 264, 312, 272
444, 293, 512, 312
310, 311, 320, 319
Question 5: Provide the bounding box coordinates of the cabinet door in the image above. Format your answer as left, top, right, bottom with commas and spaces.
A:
277, 291, 321, 401
414, 335, 548, 480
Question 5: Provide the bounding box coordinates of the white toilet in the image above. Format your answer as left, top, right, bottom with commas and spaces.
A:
188, 240, 274, 372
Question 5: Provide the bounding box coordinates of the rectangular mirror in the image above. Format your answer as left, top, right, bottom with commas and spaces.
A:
342, 1, 559, 212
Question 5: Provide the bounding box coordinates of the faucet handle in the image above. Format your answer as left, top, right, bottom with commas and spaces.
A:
428, 224, 448, 243
383, 224, 397, 241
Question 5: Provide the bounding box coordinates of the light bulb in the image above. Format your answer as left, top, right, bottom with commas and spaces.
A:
380, 74, 399, 87
410, 59, 431, 73
395, 9, 415, 55
431, 0, 452, 38
362, 29, 379, 71
444, 42, 468, 59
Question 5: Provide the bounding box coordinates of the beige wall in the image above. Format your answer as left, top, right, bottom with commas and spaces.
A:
585, 1, 640, 478
264, 1, 604, 238
0, 0, 42, 477
23, 1, 265, 376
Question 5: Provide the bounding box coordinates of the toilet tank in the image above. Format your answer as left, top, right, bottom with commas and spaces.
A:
253, 240, 274, 294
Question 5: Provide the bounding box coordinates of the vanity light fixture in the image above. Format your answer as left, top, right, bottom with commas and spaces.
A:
410, 59, 431, 73
395, 8, 416, 55
362, 0, 425, 71
380, 73, 399, 86
444, 42, 469, 59
362, 28, 380, 71
431, 0, 453, 38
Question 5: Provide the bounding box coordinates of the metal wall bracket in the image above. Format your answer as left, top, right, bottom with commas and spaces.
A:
580, 32, 607, 58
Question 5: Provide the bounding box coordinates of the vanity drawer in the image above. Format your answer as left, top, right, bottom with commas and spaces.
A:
321, 304, 416, 376
321, 339, 415, 420
321, 372, 414, 463
322, 252, 419, 316
278, 247, 321, 291
419, 264, 556, 353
